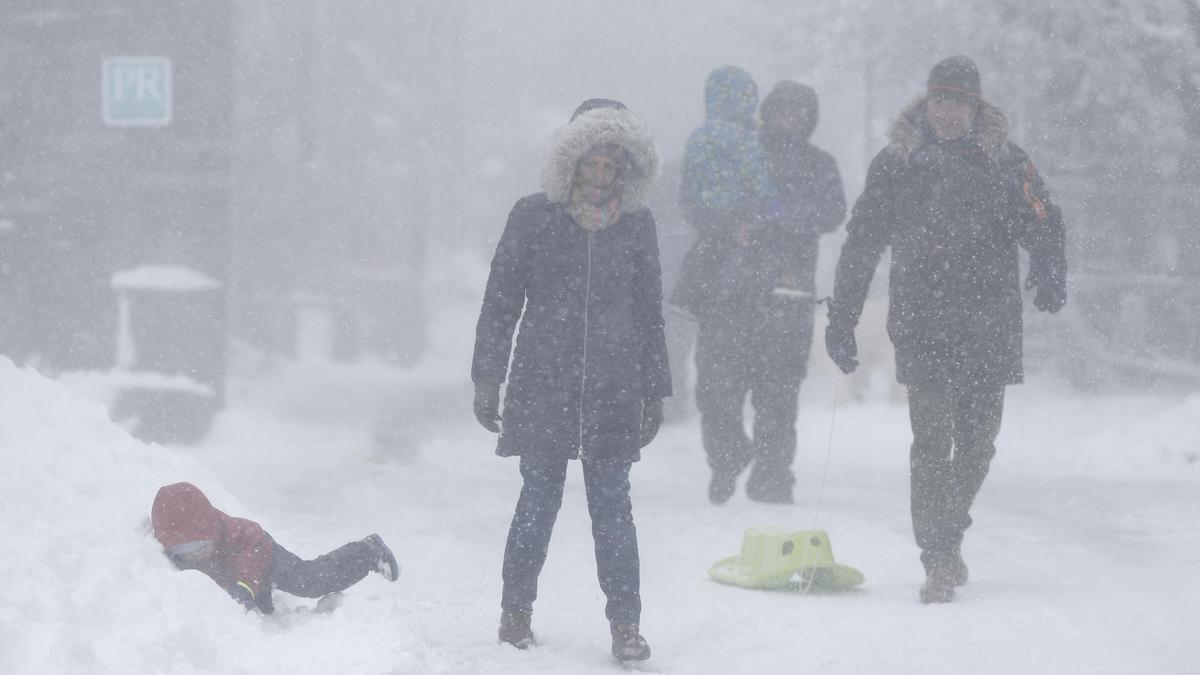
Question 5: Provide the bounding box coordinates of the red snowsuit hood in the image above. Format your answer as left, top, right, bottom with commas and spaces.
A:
151, 482, 274, 602
152, 482, 223, 549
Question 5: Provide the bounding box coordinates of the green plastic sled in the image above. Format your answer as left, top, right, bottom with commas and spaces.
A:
708, 528, 865, 592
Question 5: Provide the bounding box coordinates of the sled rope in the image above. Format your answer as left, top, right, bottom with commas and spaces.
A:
809, 377, 839, 529
809, 299, 839, 527
797, 377, 840, 594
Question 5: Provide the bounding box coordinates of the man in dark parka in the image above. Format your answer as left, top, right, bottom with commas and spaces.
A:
472, 98, 669, 661
825, 56, 1067, 603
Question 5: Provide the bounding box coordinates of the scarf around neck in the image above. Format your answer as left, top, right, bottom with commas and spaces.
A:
566, 184, 620, 232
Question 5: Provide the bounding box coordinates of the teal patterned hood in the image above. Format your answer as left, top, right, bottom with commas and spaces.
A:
704, 65, 759, 126
680, 66, 777, 219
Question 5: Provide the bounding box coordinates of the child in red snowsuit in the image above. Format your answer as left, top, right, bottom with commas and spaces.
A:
151, 482, 399, 613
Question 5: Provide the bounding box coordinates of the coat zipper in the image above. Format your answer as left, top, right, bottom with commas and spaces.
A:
578, 231, 593, 460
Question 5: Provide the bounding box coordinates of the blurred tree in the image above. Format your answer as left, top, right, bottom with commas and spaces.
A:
230, 0, 467, 364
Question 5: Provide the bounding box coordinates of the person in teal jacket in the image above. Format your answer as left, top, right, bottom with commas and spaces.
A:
673, 65, 781, 319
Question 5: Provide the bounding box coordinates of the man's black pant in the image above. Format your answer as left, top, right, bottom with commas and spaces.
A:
907, 381, 1005, 567
500, 452, 640, 625
694, 296, 813, 495
270, 539, 376, 598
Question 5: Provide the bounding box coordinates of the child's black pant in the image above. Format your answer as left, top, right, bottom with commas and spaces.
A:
270, 539, 376, 598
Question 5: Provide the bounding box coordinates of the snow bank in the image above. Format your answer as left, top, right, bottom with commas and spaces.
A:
0, 357, 232, 672
0, 359, 418, 674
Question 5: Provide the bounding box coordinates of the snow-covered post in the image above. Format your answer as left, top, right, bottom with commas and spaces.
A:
110, 265, 225, 444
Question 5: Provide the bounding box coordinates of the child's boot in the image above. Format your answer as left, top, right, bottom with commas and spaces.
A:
364, 534, 400, 581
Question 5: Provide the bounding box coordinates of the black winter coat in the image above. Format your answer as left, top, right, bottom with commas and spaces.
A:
472, 194, 672, 460
761, 132, 846, 293
830, 99, 1066, 387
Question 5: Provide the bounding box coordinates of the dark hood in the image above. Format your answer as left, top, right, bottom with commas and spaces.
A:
570, 98, 626, 121
760, 80, 819, 141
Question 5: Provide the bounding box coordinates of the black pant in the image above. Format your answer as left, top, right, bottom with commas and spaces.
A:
270, 539, 376, 599
907, 381, 1005, 565
500, 452, 641, 625
694, 296, 813, 493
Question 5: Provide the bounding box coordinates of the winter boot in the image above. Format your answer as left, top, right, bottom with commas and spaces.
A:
922, 548, 969, 587
610, 623, 651, 661
709, 470, 738, 505
919, 552, 958, 604
948, 547, 969, 587
365, 534, 400, 581
919, 567, 956, 604
498, 610, 536, 650
745, 468, 795, 504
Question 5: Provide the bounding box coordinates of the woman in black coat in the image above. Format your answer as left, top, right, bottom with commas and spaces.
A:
471, 98, 669, 662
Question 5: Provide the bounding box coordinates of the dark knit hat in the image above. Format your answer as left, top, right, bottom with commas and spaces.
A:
927, 55, 981, 104
570, 98, 627, 122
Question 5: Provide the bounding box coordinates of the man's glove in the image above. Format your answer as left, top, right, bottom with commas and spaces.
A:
1034, 283, 1066, 313
639, 398, 664, 449
473, 380, 502, 433
1027, 263, 1067, 313
825, 323, 859, 374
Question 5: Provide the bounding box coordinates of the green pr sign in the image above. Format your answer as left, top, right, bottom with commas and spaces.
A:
102, 57, 172, 127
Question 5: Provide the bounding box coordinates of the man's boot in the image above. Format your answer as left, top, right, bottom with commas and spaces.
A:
919, 552, 957, 604
611, 623, 651, 661
745, 466, 795, 504
498, 610, 536, 649
948, 547, 969, 587
708, 470, 737, 504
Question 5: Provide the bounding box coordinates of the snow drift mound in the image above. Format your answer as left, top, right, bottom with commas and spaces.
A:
0, 359, 419, 674
0, 358, 243, 671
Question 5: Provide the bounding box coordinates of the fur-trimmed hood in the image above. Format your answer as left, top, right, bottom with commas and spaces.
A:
887, 97, 1011, 164
540, 106, 661, 213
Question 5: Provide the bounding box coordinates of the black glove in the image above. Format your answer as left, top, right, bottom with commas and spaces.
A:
1034, 283, 1066, 313
825, 323, 859, 374
473, 380, 502, 433
1027, 263, 1067, 313
639, 398, 664, 449
229, 581, 258, 612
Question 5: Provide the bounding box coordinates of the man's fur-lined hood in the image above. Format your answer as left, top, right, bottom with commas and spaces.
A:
540, 106, 661, 213
887, 97, 1011, 164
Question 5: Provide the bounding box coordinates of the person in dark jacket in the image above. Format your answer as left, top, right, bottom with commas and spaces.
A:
760, 81, 846, 298
471, 98, 668, 662
151, 482, 398, 614
676, 68, 845, 505
726, 80, 847, 503
825, 56, 1067, 604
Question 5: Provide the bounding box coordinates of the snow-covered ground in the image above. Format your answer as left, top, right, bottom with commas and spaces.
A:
3, 289, 1199, 674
